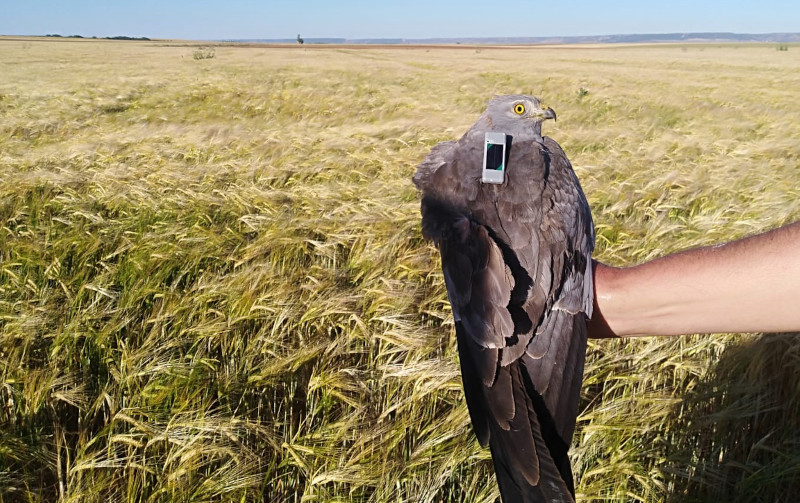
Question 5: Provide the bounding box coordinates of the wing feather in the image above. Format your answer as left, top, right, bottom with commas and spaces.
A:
412, 140, 457, 190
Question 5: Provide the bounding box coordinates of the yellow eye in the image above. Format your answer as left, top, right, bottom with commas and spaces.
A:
514, 103, 526, 115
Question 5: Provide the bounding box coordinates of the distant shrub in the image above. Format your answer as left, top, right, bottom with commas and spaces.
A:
100, 102, 129, 114
577, 87, 589, 99
193, 47, 216, 60
777, 44, 789, 51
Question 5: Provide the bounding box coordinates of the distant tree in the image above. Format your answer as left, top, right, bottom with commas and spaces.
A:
297, 34, 304, 45
107, 36, 151, 41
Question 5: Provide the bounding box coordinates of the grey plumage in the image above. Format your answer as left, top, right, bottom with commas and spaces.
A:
413, 95, 594, 502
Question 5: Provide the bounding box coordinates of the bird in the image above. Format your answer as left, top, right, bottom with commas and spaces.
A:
412, 95, 594, 502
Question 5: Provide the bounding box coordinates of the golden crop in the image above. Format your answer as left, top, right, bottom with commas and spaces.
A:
1, 37, 799, 502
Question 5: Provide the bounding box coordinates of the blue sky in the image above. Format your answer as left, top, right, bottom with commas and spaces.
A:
1, 1, 798, 40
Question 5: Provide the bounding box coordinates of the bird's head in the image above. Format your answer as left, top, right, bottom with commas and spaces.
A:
483, 94, 556, 138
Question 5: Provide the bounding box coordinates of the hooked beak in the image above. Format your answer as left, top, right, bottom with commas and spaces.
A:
543, 107, 557, 122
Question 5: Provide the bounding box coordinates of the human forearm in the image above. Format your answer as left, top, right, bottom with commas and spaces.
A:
589, 221, 800, 338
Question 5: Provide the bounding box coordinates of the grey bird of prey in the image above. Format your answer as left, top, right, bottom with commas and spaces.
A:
412, 95, 594, 502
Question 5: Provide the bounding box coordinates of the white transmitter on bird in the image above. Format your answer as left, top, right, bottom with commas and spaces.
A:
482, 131, 508, 184
413, 95, 594, 503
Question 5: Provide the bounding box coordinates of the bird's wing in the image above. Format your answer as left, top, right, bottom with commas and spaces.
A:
412, 140, 457, 191
522, 137, 593, 442
420, 196, 514, 444
422, 193, 579, 501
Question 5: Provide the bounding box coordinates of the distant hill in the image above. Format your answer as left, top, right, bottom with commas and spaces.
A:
43, 34, 151, 41
233, 32, 800, 45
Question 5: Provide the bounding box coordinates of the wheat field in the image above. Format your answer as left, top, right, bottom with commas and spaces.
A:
1, 37, 800, 502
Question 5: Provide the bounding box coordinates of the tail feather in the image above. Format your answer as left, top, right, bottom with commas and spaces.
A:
489, 363, 575, 503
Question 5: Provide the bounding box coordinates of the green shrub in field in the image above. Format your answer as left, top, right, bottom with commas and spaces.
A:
193, 46, 216, 60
